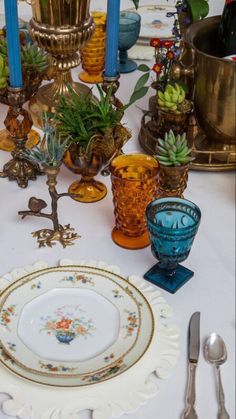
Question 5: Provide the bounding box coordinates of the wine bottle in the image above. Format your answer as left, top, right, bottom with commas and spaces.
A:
218, 0, 236, 57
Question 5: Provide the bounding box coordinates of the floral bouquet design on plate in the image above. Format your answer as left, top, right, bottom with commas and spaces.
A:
40, 305, 95, 345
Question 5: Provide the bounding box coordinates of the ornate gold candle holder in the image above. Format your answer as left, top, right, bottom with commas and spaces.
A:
19, 165, 80, 248
28, 0, 95, 127
0, 87, 41, 188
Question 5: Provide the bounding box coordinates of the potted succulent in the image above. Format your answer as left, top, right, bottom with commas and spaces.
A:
0, 38, 49, 152
55, 80, 148, 203
155, 129, 194, 198
0, 38, 49, 102
137, 38, 193, 154
156, 82, 193, 136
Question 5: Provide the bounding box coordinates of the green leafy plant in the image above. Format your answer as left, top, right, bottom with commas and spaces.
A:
25, 115, 71, 167
186, 0, 209, 21
172, 0, 209, 22
55, 80, 148, 149
155, 130, 194, 166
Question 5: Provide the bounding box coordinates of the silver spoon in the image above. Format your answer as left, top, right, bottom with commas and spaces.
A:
204, 333, 230, 419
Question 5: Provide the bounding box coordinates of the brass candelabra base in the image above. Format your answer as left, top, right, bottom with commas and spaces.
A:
0, 128, 40, 152
0, 87, 42, 188
18, 165, 80, 248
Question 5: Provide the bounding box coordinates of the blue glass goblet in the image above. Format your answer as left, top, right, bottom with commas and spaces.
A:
118, 11, 141, 73
144, 198, 201, 293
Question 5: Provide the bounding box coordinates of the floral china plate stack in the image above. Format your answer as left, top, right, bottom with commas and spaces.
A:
0, 260, 180, 419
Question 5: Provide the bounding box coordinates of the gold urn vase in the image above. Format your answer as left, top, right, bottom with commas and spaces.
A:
29, 0, 95, 127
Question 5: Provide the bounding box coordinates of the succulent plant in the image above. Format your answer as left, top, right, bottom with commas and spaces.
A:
21, 44, 49, 74
157, 83, 191, 113
155, 130, 195, 166
24, 115, 71, 167
0, 54, 9, 89
0, 38, 8, 60
0, 38, 49, 82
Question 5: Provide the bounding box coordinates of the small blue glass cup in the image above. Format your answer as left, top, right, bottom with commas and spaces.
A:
118, 11, 141, 73
144, 197, 201, 293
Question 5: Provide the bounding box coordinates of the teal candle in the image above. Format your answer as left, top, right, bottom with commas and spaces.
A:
105, 0, 121, 77
4, 0, 23, 87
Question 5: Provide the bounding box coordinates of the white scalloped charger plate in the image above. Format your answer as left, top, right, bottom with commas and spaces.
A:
0, 265, 154, 386
0, 260, 180, 419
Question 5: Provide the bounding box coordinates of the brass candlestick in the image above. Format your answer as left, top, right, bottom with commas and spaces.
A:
0, 87, 42, 188
19, 165, 80, 248
100, 73, 125, 177
102, 73, 123, 110
28, 0, 95, 127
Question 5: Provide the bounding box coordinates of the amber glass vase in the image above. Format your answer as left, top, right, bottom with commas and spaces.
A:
79, 12, 106, 84
158, 164, 189, 198
110, 154, 159, 250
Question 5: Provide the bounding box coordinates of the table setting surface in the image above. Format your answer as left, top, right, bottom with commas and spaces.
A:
0, 0, 235, 418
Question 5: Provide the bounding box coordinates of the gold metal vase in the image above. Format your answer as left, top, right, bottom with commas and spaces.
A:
28, 0, 95, 127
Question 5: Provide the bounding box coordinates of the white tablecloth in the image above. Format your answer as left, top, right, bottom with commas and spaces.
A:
0, 1, 235, 418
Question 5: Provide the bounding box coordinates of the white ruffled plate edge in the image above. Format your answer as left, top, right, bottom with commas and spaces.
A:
0, 259, 180, 419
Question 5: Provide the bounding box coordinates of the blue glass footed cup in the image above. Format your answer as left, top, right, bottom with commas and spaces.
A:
144, 198, 201, 293
118, 11, 141, 73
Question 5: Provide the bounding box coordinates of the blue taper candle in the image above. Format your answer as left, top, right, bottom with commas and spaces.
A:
4, 0, 23, 88
105, 0, 121, 77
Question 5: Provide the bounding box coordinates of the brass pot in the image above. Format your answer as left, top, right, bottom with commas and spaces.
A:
173, 16, 236, 145
138, 105, 193, 156
158, 164, 189, 198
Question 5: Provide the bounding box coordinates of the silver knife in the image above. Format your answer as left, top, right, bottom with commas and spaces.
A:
182, 312, 200, 419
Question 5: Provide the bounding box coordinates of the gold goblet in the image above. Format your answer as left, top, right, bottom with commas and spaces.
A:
28, 0, 95, 127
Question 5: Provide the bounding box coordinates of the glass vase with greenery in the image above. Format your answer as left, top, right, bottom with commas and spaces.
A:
54, 80, 148, 203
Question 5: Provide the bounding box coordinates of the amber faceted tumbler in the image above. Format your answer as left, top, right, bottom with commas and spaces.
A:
79, 12, 106, 84
110, 154, 159, 249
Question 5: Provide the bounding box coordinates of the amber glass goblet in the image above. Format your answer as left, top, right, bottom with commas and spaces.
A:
79, 12, 106, 84
64, 145, 107, 203
110, 154, 159, 249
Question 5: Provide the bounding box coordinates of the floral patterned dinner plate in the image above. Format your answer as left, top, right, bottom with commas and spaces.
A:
0, 265, 154, 386
127, 5, 175, 41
